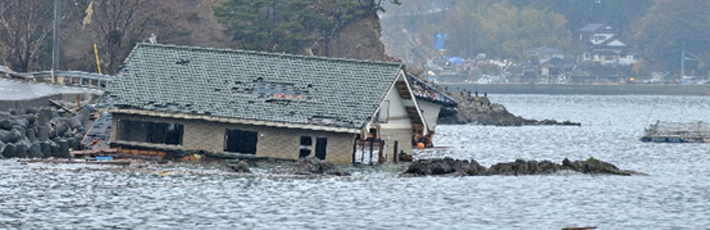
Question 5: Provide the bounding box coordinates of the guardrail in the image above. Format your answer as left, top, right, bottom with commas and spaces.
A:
1, 65, 114, 89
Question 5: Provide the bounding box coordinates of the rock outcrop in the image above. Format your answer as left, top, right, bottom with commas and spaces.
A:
485, 159, 562, 176
402, 157, 486, 176
439, 91, 581, 126
401, 157, 644, 177
562, 157, 642, 176
293, 156, 350, 176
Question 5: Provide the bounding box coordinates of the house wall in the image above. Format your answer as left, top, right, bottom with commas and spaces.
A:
371, 75, 422, 159
377, 78, 417, 157
619, 54, 637, 66
379, 128, 413, 158
379, 83, 412, 130
418, 100, 442, 132
112, 113, 356, 164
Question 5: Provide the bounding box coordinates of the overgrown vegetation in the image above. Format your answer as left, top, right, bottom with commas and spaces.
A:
214, 0, 400, 55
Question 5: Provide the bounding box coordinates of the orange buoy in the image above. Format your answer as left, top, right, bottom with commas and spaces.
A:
416, 142, 425, 149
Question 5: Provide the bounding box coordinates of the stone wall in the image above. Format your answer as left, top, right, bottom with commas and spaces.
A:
112, 113, 356, 163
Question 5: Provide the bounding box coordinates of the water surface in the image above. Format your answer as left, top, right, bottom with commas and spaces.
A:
2, 94, 709, 229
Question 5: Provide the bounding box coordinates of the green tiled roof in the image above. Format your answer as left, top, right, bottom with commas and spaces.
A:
107, 43, 404, 129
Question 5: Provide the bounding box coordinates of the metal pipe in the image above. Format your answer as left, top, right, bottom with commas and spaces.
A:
51, 0, 61, 84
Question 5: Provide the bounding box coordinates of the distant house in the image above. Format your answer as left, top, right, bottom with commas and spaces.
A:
106, 43, 427, 164
576, 23, 638, 66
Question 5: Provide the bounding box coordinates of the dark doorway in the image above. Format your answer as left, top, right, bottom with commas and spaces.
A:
299, 136, 312, 158
315, 137, 327, 160
224, 129, 258, 154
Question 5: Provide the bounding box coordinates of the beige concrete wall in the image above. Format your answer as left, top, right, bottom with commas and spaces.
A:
379, 80, 413, 130
379, 128, 413, 159
418, 100, 442, 132
112, 113, 356, 163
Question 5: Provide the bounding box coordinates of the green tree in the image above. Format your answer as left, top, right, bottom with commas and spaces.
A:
214, 0, 396, 55
634, 0, 710, 73
510, 0, 652, 32
474, 3, 571, 59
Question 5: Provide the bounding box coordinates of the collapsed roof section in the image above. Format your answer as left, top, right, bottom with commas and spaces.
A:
406, 73, 457, 107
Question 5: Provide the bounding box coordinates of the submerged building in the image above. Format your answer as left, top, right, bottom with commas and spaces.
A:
106, 43, 428, 163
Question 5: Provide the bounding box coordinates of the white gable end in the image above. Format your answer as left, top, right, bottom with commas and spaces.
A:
607, 39, 626, 47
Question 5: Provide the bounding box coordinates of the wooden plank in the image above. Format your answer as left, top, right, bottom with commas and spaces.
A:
18, 159, 131, 166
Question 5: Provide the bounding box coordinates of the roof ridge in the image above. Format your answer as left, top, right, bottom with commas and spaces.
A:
135, 43, 404, 67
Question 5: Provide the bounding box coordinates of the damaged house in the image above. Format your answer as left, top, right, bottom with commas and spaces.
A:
106, 43, 427, 164
406, 73, 457, 147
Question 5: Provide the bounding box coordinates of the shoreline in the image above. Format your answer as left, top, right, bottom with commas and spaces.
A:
440, 83, 710, 96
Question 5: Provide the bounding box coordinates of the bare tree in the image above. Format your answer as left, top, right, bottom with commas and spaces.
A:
0, 0, 53, 72
90, 0, 152, 74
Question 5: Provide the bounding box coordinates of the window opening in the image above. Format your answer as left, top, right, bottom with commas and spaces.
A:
315, 137, 327, 160
224, 129, 258, 154
299, 136, 312, 158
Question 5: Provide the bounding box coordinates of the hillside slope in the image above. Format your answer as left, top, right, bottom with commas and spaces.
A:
57, 0, 393, 73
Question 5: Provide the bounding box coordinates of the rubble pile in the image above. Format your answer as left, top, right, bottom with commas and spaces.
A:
401, 157, 644, 177
0, 106, 93, 159
293, 156, 350, 176
225, 160, 252, 173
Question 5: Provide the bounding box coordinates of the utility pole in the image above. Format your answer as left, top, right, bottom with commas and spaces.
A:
51, 0, 60, 84
681, 42, 685, 79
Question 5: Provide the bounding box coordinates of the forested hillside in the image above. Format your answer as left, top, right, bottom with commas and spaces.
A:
1, 0, 708, 76
379, 0, 710, 74
0, 0, 397, 74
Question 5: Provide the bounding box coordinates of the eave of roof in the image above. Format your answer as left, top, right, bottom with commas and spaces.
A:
110, 108, 362, 134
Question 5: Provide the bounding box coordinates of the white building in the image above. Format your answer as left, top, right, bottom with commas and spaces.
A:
577, 23, 638, 66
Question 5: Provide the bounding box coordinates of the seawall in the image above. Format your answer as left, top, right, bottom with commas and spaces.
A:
0, 93, 100, 111
0, 78, 103, 110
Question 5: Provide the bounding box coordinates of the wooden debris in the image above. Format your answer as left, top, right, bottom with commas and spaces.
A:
18, 158, 132, 166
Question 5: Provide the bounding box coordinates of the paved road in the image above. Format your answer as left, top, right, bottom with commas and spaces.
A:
0, 78, 102, 101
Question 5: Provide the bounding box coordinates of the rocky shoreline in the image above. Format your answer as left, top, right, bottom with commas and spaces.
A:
438, 90, 581, 126
401, 157, 645, 177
